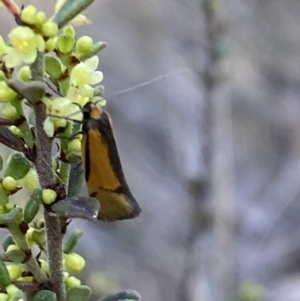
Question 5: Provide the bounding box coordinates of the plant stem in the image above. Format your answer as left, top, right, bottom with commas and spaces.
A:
7, 224, 47, 282
31, 53, 66, 301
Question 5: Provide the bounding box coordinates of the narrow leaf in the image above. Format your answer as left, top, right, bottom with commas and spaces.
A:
0, 207, 22, 225
52, 0, 95, 28
0, 127, 25, 152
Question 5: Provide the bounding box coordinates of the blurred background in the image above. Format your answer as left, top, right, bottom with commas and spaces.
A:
2, 0, 300, 300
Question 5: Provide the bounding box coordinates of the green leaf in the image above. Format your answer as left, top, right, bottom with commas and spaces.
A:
0, 249, 26, 263
4, 153, 31, 180
32, 290, 57, 301
2, 235, 15, 252
51, 196, 100, 220
24, 189, 42, 224
78, 41, 107, 61
64, 230, 83, 254
58, 77, 70, 96
7, 80, 45, 104
99, 290, 141, 301
45, 56, 63, 80
57, 35, 76, 54
52, 0, 96, 28
0, 260, 11, 290
67, 285, 91, 301
0, 207, 22, 225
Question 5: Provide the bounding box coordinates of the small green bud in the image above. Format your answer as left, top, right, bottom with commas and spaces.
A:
35, 219, 44, 229
2, 177, 17, 191
67, 139, 81, 153
31, 228, 46, 245
25, 227, 34, 246
9, 126, 23, 137
63, 25, 76, 38
4, 153, 31, 180
4, 202, 15, 212
6, 264, 25, 282
2, 104, 18, 120
22, 169, 40, 192
93, 85, 105, 97
54, 118, 67, 129
77, 41, 107, 61
5, 284, 20, 296
63, 272, 69, 281
65, 276, 81, 288
18, 66, 32, 82
76, 36, 93, 54
64, 253, 85, 273
45, 38, 56, 52
20, 5, 37, 25
57, 35, 75, 54
42, 189, 57, 205
34, 11, 47, 26
42, 22, 58, 38
0, 82, 17, 103
39, 259, 49, 274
